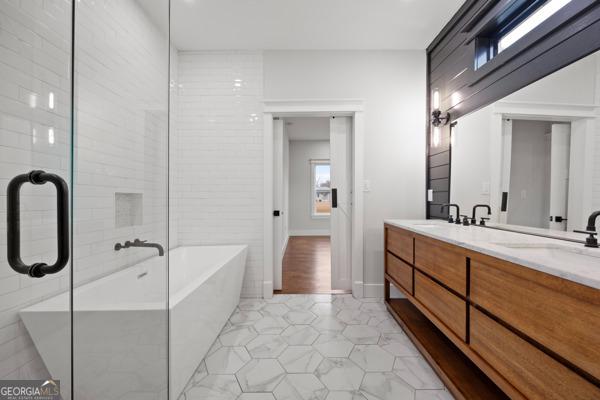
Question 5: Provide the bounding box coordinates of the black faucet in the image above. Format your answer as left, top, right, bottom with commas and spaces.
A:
471, 204, 491, 225
574, 211, 600, 248
441, 203, 461, 224
585, 210, 600, 232
114, 239, 165, 256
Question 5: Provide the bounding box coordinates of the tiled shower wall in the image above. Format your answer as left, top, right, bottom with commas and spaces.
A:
0, 0, 171, 381
0, 0, 72, 380
175, 51, 264, 297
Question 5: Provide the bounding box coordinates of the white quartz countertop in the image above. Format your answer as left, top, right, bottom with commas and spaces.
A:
384, 219, 600, 290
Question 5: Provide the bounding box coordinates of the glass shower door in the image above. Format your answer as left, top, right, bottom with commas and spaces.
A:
71, 1, 171, 399
0, 1, 73, 399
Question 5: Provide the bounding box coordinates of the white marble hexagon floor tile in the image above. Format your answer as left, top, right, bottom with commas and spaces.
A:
178, 294, 454, 400
274, 374, 328, 400
378, 333, 420, 357
349, 345, 395, 372
281, 325, 320, 345
342, 325, 381, 345
284, 310, 317, 325
360, 372, 415, 400
247, 335, 289, 359
310, 302, 340, 316
220, 325, 259, 346
393, 357, 444, 390
313, 332, 355, 358
278, 346, 324, 373
239, 394, 277, 400
205, 346, 251, 374
263, 303, 292, 316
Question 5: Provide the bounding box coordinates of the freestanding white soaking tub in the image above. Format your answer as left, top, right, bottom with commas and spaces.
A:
20, 245, 248, 400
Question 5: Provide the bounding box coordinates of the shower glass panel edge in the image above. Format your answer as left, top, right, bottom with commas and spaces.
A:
71, 1, 171, 399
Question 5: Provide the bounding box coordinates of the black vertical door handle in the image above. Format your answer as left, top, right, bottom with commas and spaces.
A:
7, 170, 69, 278
332, 188, 337, 208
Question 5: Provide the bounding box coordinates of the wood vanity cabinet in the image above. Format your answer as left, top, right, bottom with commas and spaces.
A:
383, 223, 600, 400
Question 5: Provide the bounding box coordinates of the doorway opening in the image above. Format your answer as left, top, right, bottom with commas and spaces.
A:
272, 116, 352, 294
500, 118, 575, 231
263, 99, 365, 299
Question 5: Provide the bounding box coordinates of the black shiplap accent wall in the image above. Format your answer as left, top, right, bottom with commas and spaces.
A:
425, 0, 600, 219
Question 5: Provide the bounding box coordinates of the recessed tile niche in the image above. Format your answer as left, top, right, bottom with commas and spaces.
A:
115, 192, 143, 228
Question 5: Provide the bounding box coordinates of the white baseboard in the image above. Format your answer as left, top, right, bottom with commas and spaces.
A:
289, 229, 330, 236
363, 282, 405, 298
281, 235, 289, 255
363, 283, 384, 298
352, 281, 364, 298
263, 281, 273, 299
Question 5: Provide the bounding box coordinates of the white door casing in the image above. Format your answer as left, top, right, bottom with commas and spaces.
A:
263, 99, 365, 299
273, 119, 284, 290
330, 116, 352, 291
549, 123, 571, 231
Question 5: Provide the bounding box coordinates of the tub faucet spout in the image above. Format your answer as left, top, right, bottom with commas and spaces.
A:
114, 238, 164, 256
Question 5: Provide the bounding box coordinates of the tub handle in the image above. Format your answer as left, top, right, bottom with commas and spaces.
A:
7, 171, 70, 278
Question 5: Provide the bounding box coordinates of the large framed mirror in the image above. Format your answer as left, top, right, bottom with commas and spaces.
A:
449, 48, 599, 237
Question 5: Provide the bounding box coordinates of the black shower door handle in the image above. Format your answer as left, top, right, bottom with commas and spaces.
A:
7, 170, 69, 278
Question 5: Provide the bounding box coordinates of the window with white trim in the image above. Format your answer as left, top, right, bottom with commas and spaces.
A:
311, 160, 331, 217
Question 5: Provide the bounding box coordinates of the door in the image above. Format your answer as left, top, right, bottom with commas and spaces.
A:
0, 1, 73, 398
499, 118, 513, 224
273, 119, 284, 290
330, 117, 352, 291
549, 123, 571, 231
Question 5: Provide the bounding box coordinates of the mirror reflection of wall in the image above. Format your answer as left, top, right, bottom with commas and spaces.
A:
450, 49, 599, 233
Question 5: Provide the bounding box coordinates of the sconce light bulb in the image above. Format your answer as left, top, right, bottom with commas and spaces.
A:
432, 126, 441, 147
432, 90, 440, 110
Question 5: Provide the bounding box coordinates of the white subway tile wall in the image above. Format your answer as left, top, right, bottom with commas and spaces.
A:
72, 0, 169, 287
0, 0, 72, 381
175, 51, 264, 297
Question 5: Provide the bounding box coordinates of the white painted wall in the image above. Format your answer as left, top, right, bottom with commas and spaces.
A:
289, 140, 331, 235
264, 50, 427, 295
285, 117, 330, 141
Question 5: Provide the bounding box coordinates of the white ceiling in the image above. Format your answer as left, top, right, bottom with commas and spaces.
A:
285, 117, 330, 141
139, 0, 464, 51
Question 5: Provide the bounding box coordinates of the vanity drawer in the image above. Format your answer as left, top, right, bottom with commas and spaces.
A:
470, 256, 600, 380
414, 236, 466, 295
414, 271, 466, 341
386, 252, 412, 294
470, 307, 600, 400
385, 226, 413, 263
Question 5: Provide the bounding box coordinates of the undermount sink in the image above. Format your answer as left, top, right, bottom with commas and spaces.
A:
492, 242, 600, 260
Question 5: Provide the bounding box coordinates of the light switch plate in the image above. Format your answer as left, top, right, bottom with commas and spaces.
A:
363, 180, 371, 192
427, 189, 433, 202
482, 181, 490, 195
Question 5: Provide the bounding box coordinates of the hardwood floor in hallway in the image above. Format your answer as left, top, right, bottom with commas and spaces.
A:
279, 236, 348, 294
